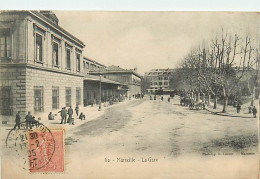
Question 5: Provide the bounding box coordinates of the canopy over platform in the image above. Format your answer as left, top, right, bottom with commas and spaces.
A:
84, 74, 127, 86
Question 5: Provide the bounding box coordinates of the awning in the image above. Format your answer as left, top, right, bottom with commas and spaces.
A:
84, 74, 127, 86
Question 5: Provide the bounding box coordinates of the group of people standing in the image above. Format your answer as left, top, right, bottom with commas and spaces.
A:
56, 105, 85, 125
248, 105, 257, 118
236, 104, 257, 118
14, 111, 40, 130
149, 95, 169, 102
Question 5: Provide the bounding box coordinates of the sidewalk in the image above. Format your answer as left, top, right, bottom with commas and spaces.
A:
169, 95, 258, 118
205, 99, 259, 118
0, 98, 141, 141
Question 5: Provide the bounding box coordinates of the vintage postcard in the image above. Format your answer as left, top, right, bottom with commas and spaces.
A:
0, 11, 259, 178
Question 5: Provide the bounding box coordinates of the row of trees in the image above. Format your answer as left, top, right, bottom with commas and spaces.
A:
170, 31, 259, 112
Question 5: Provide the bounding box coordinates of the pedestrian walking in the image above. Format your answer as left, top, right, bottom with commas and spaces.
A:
154, 95, 156, 100
161, 96, 164, 101
168, 97, 170, 102
75, 104, 79, 117
150, 95, 152, 100
60, 107, 66, 124
248, 106, 252, 113
68, 106, 73, 124
25, 111, 33, 129
252, 106, 257, 118
14, 111, 21, 129
237, 103, 241, 113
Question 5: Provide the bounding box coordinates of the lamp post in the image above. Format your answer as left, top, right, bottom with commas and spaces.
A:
98, 75, 102, 111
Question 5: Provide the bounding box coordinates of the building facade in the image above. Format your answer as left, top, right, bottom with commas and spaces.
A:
90, 65, 142, 97
144, 68, 175, 94
83, 56, 106, 75
0, 11, 85, 120
82, 58, 128, 106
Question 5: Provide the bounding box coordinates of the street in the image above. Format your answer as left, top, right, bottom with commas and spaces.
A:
66, 96, 258, 158
2, 96, 258, 178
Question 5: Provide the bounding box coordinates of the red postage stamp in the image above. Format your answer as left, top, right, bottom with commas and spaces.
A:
28, 128, 64, 173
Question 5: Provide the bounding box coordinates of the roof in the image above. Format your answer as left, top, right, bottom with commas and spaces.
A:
30, 11, 85, 47
83, 56, 107, 67
0, 11, 85, 48
91, 65, 142, 78
145, 68, 176, 76
84, 74, 127, 85
106, 65, 127, 71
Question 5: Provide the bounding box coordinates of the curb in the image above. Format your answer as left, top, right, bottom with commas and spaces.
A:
204, 108, 254, 119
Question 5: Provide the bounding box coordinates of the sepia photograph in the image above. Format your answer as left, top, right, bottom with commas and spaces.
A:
0, 10, 259, 178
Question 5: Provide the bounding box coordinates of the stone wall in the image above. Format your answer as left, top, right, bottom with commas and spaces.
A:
26, 67, 84, 115
0, 65, 26, 121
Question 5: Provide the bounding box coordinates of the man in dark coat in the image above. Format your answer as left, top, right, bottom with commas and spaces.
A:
60, 107, 66, 124
237, 103, 241, 113
31, 116, 40, 127
79, 112, 85, 120
248, 106, 252, 113
14, 111, 21, 129
252, 106, 257, 118
25, 111, 33, 129
68, 106, 73, 124
75, 104, 79, 117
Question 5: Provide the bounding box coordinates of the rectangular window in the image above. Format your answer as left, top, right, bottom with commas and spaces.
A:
122, 76, 127, 82
154, 82, 158, 85
0, 86, 12, 115
164, 77, 168, 80
66, 48, 71, 69
76, 53, 80, 72
150, 82, 153, 85
65, 87, 71, 107
159, 82, 162, 85
164, 82, 168, 85
76, 87, 81, 105
36, 34, 43, 62
52, 87, 59, 109
0, 29, 11, 58
34, 86, 43, 112
52, 42, 59, 66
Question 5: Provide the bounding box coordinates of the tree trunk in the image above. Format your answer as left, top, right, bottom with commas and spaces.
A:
222, 96, 228, 113
251, 85, 255, 106
213, 95, 217, 109
196, 92, 200, 102
191, 91, 194, 100
202, 93, 205, 103
222, 85, 228, 113
207, 93, 211, 106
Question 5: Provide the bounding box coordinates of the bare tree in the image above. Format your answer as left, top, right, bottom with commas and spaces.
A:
179, 30, 257, 112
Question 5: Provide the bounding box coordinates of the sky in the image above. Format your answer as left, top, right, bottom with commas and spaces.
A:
54, 11, 259, 75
